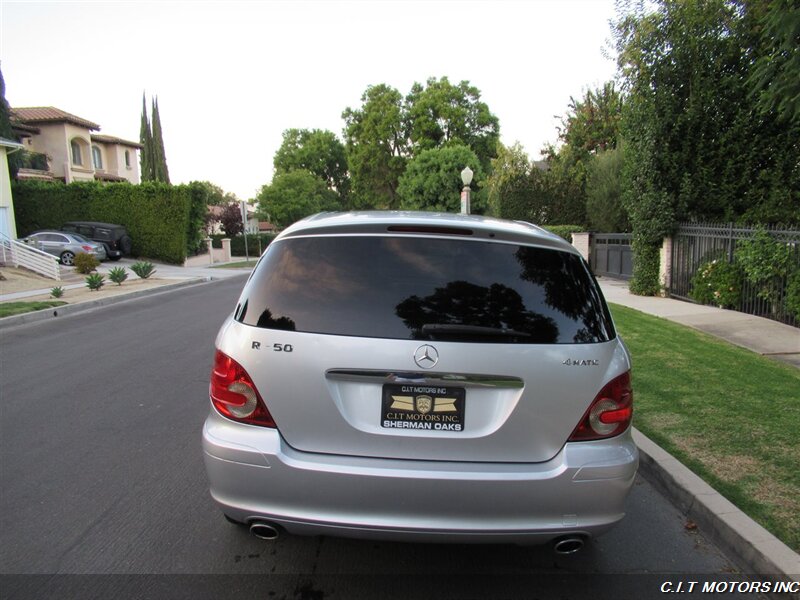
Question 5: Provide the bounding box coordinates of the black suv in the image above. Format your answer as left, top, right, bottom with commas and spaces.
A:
61, 221, 132, 261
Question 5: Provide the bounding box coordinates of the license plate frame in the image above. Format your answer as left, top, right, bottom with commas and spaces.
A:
381, 384, 466, 432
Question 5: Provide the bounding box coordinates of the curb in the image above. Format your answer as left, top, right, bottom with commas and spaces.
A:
634, 428, 800, 586
0, 277, 211, 331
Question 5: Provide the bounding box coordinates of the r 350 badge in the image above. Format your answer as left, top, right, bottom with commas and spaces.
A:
251, 342, 294, 352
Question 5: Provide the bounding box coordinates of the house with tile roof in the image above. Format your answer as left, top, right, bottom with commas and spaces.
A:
10, 107, 142, 184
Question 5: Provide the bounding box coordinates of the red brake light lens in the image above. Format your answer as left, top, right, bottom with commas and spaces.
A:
568, 371, 633, 441
81, 245, 93, 251
210, 350, 275, 427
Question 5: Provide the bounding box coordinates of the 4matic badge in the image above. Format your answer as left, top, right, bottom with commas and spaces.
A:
562, 358, 600, 367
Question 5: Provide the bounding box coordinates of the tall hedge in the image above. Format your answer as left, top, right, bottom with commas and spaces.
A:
12, 180, 196, 264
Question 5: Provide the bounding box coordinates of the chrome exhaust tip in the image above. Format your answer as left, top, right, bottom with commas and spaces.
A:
249, 521, 280, 540
553, 536, 585, 554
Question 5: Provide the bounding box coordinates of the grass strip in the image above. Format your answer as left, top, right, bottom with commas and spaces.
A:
0, 301, 68, 318
610, 303, 800, 552
212, 260, 257, 269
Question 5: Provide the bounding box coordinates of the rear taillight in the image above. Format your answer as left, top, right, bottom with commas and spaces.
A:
81, 245, 93, 251
568, 371, 633, 441
210, 350, 275, 427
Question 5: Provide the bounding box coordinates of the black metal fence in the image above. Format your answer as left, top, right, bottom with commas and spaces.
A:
670, 222, 800, 327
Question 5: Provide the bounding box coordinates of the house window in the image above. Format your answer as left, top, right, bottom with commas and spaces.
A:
125, 150, 131, 168
71, 140, 82, 166
92, 145, 103, 169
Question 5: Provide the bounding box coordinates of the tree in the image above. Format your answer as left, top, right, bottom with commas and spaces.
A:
586, 146, 628, 232
485, 142, 531, 217
542, 82, 622, 204
0, 67, 13, 140
193, 181, 236, 205
405, 77, 500, 172
139, 93, 154, 182
151, 97, 170, 183
613, 0, 800, 294
219, 202, 244, 237
139, 94, 169, 183
749, 0, 800, 124
0, 66, 21, 178
496, 167, 584, 226
273, 129, 349, 203
342, 84, 408, 209
256, 170, 341, 228
397, 145, 485, 213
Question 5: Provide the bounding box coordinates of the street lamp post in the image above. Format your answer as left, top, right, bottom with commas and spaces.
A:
460, 166, 473, 215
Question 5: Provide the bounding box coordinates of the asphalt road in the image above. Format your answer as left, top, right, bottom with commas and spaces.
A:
0, 277, 753, 600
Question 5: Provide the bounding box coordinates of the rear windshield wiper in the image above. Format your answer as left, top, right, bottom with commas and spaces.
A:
420, 324, 531, 338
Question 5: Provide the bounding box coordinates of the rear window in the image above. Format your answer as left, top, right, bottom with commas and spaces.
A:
236, 236, 614, 344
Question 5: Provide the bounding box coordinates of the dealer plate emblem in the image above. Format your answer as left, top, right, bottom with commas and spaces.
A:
415, 395, 433, 414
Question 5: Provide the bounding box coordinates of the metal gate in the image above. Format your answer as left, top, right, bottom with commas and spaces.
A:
669, 222, 800, 327
591, 234, 633, 279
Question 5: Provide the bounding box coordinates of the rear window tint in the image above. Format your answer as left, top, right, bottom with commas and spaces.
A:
237, 236, 614, 344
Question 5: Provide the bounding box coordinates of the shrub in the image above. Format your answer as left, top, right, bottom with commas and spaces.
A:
543, 225, 585, 243
629, 241, 662, 296
108, 267, 128, 286
73, 252, 100, 274
131, 261, 156, 279
50, 286, 64, 298
735, 228, 794, 306
690, 259, 744, 309
85, 273, 105, 291
211, 233, 277, 256
785, 271, 800, 322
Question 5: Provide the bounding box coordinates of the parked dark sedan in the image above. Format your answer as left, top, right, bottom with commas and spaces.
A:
61, 221, 132, 261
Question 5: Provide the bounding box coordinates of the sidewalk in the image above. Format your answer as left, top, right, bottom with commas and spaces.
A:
599, 277, 800, 369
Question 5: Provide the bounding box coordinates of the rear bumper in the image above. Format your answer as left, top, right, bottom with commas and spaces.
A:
202, 411, 638, 544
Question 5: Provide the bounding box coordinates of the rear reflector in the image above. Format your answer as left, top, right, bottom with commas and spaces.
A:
210, 350, 275, 427
568, 371, 633, 441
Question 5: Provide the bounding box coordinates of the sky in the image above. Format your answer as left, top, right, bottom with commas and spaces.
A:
0, 0, 619, 201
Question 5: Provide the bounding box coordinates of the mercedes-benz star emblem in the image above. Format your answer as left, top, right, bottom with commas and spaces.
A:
413, 344, 439, 369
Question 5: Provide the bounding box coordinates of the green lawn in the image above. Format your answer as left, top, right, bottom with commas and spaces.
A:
212, 260, 257, 269
610, 303, 800, 552
0, 301, 67, 318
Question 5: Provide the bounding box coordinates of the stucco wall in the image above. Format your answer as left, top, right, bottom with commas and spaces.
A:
25, 122, 70, 178
116, 145, 140, 183
64, 123, 94, 181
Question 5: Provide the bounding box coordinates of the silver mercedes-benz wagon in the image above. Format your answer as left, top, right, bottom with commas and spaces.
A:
202, 211, 638, 551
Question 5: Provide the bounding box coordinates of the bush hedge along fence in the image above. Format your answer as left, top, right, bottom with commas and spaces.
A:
12, 180, 207, 264
211, 233, 278, 256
